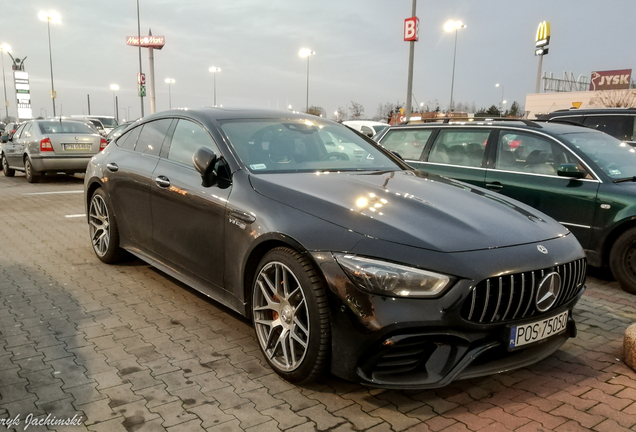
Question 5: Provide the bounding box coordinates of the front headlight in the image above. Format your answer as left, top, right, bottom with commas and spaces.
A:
333, 254, 451, 298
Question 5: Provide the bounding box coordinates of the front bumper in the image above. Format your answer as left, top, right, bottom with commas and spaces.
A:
311, 236, 586, 389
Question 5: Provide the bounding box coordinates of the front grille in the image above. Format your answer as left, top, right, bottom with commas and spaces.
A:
461, 258, 586, 324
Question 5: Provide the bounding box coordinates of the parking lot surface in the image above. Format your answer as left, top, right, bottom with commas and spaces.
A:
1, 173, 636, 432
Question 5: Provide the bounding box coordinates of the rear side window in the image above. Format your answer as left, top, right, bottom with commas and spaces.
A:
582, 115, 634, 142
21, 123, 34, 138
428, 129, 490, 167
167, 120, 219, 166
135, 119, 173, 157
380, 129, 431, 160
116, 126, 142, 151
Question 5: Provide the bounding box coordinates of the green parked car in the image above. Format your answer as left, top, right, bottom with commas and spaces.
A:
375, 120, 636, 294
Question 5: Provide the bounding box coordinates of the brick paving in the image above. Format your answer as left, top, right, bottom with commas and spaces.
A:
1, 173, 636, 432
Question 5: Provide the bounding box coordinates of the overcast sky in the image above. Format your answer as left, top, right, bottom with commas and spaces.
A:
1, 0, 633, 121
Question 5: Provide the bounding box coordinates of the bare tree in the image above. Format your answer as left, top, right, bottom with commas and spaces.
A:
590, 90, 636, 108
333, 107, 347, 123
306, 106, 325, 117
349, 101, 364, 120
374, 103, 398, 122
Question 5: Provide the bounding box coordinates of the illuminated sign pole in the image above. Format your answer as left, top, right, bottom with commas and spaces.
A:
126, 32, 165, 115
535, 21, 550, 93
403, 0, 418, 122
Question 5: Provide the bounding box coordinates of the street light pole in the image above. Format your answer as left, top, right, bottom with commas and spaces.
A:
496, 83, 504, 117
209, 67, 221, 106
0, 44, 10, 120
110, 84, 119, 121
39, 11, 60, 118
165, 78, 175, 109
445, 20, 466, 113
299, 49, 315, 113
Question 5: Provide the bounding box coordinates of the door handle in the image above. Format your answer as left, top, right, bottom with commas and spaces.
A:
229, 210, 256, 224
106, 163, 119, 172
155, 176, 171, 188
485, 182, 503, 190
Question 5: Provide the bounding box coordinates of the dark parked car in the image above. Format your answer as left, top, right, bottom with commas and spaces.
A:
375, 119, 636, 294
84, 108, 586, 388
536, 108, 636, 146
2, 119, 107, 182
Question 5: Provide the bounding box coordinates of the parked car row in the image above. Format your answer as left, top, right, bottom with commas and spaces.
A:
84, 108, 586, 388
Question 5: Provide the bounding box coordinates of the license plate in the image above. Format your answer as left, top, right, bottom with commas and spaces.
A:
63, 143, 91, 151
509, 310, 569, 350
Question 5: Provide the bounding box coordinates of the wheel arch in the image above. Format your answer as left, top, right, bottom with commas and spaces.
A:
85, 179, 104, 222
601, 219, 636, 266
241, 233, 323, 320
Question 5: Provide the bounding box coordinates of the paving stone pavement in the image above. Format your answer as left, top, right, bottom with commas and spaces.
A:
1, 173, 636, 432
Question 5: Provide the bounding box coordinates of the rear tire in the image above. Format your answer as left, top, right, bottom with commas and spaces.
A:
609, 227, 636, 294
252, 247, 330, 383
89, 188, 127, 263
2, 154, 15, 177
24, 158, 39, 183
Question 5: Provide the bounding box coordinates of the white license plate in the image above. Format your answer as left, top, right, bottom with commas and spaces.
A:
63, 143, 91, 151
509, 310, 569, 349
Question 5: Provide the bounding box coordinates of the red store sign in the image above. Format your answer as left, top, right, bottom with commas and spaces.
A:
590, 69, 632, 91
126, 36, 165, 49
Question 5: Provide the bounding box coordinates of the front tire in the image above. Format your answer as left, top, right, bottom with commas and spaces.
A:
24, 157, 39, 183
610, 227, 636, 294
88, 188, 126, 263
252, 247, 330, 383
2, 155, 15, 177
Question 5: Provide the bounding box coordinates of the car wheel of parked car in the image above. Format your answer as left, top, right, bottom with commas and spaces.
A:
252, 247, 330, 383
610, 227, 636, 294
89, 189, 126, 264
2, 155, 15, 177
24, 158, 39, 183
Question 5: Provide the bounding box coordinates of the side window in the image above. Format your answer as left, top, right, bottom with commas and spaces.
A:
116, 126, 142, 151
13, 123, 26, 139
583, 115, 633, 142
380, 129, 431, 160
428, 129, 489, 167
360, 125, 374, 137
21, 123, 34, 138
167, 120, 219, 166
494, 131, 582, 176
135, 119, 173, 157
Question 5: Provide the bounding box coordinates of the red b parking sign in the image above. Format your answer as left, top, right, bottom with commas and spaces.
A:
404, 17, 419, 42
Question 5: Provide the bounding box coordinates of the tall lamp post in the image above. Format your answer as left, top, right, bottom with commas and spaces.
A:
444, 20, 466, 113
0, 44, 10, 120
495, 83, 504, 117
165, 78, 175, 109
110, 84, 119, 121
298, 48, 315, 113
208, 67, 221, 106
39, 11, 60, 118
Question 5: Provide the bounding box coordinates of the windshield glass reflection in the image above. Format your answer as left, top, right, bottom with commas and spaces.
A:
220, 119, 401, 173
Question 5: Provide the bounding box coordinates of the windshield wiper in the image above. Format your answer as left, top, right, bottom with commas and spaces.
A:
614, 176, 636, 183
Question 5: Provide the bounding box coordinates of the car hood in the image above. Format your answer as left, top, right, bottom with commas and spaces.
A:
249, 170, 570, 253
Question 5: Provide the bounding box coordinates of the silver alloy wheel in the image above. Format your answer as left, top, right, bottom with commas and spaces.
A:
253, 261, 310, 372
24, 159, 32, 178
89, 194, 110, 257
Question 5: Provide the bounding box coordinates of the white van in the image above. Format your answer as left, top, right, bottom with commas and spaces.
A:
342, 120, 390, 138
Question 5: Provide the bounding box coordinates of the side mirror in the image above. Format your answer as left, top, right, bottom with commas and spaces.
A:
391, 150, 404, 161
1, 135, 8, 143
193, 146, 218, 187
557, 163, 587, 179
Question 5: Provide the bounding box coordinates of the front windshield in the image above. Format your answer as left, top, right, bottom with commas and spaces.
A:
560, 131, 636, 179
219, 118, 402, 173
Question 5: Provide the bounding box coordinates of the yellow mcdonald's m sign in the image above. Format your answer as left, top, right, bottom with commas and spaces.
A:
536, 21, 551, 47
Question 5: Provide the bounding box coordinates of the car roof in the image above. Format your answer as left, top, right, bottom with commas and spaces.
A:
384, 119, 596, 136
538, 108, 636, 117
141, 107, 331, 124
